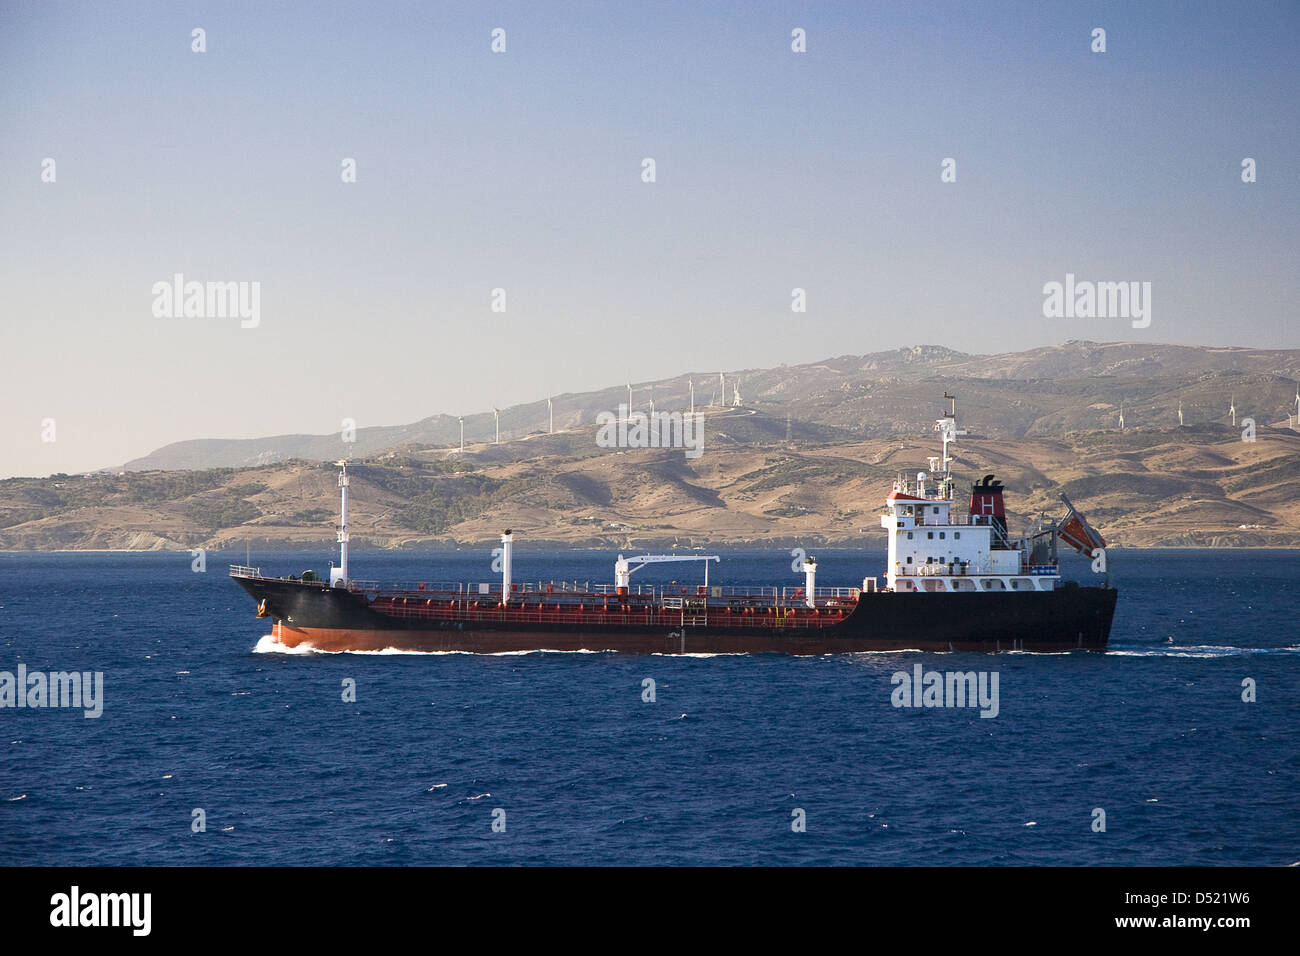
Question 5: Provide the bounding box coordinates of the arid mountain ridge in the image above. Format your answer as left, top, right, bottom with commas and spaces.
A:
3, 340, 1298, 552
118, 340, 1300, 471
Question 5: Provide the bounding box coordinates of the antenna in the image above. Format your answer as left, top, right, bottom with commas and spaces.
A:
934, 393, 966, 478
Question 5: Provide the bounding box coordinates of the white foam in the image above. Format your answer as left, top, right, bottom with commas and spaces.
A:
252, 633, 322, 655
251, 635, 621, 656
651, 651, 749, 658
1107, 645, 1300, 658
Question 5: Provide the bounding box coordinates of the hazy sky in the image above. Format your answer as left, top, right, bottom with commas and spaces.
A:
2, 0, 1297, 478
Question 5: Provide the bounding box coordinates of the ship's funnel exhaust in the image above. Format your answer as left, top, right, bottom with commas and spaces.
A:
969, 474, 1007, 544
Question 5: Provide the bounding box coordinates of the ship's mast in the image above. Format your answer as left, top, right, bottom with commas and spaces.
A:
934, 392, 966, 494
330, 460, 350, 588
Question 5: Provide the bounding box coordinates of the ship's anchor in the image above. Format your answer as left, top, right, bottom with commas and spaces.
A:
256, 599, 268, 618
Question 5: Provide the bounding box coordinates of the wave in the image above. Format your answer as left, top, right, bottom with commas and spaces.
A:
1107, 644, 1300, 658
252, 634, 321, 655
251, 635, 614, 656
650, 651, 749, 658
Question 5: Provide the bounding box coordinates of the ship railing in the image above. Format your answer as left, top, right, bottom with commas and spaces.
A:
346, 580, 597, 595
369, 601, 852, 629
341, 579, 861, 607
347, 580, 471, 594
908, 562, 979, 576
816, 586, 859, 599
229, 564, 264, 578
902, 563, 1061, 578
589, 584, 785, 599
914, 514, 986, 526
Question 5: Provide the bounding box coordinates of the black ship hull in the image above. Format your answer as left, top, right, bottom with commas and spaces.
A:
234, 576, 1118, 654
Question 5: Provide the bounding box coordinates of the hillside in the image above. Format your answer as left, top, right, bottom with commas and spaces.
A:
6, 408, 1299, 551
117, 341, 1300, 472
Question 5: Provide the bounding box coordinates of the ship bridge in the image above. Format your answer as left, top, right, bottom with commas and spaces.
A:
879, 398, 1056, 594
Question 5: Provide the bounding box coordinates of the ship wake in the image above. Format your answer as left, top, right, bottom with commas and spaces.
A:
1107, 644, 1300, 658
252, 635, 615, 656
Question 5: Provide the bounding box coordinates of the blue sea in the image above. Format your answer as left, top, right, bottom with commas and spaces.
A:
1, 548, 1297, 866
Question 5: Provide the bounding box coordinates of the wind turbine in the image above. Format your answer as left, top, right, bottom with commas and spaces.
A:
718, 372, 725, 407
627, 383, 632, 420
688, 378, 695, 416
493, 407, 500, 444
1118, 400, 1125, 432
732, 377, 743, 406
649, 384, 655, 419
547, 396, 553, 435
1177, 402, 1184, 427
1229, 395, 1236, 427
458, 416, 464, 452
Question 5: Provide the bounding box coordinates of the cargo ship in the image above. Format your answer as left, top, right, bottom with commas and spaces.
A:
231, 395, 1117, 654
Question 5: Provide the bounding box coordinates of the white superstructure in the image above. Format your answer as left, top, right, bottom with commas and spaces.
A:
879, 395, 1073, 594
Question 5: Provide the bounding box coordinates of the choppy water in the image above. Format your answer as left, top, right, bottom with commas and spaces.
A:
1, 548, 1296, 865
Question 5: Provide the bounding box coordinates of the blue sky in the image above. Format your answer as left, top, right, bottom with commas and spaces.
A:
1, 0, 1297, 476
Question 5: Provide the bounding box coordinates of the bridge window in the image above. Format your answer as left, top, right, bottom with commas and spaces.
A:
939, 532, 945, 539
933, 507, 939, 514
954, 532, 960, 539
927, 532, 934, 539
906, 556, 912, 564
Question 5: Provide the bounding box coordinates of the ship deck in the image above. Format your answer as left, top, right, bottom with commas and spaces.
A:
229, 565, 860, 630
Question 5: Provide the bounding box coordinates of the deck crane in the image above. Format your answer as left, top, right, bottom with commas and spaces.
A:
615, 553, 720, 596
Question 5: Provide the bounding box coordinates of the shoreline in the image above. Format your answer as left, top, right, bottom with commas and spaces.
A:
4, 543, 1299, 554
